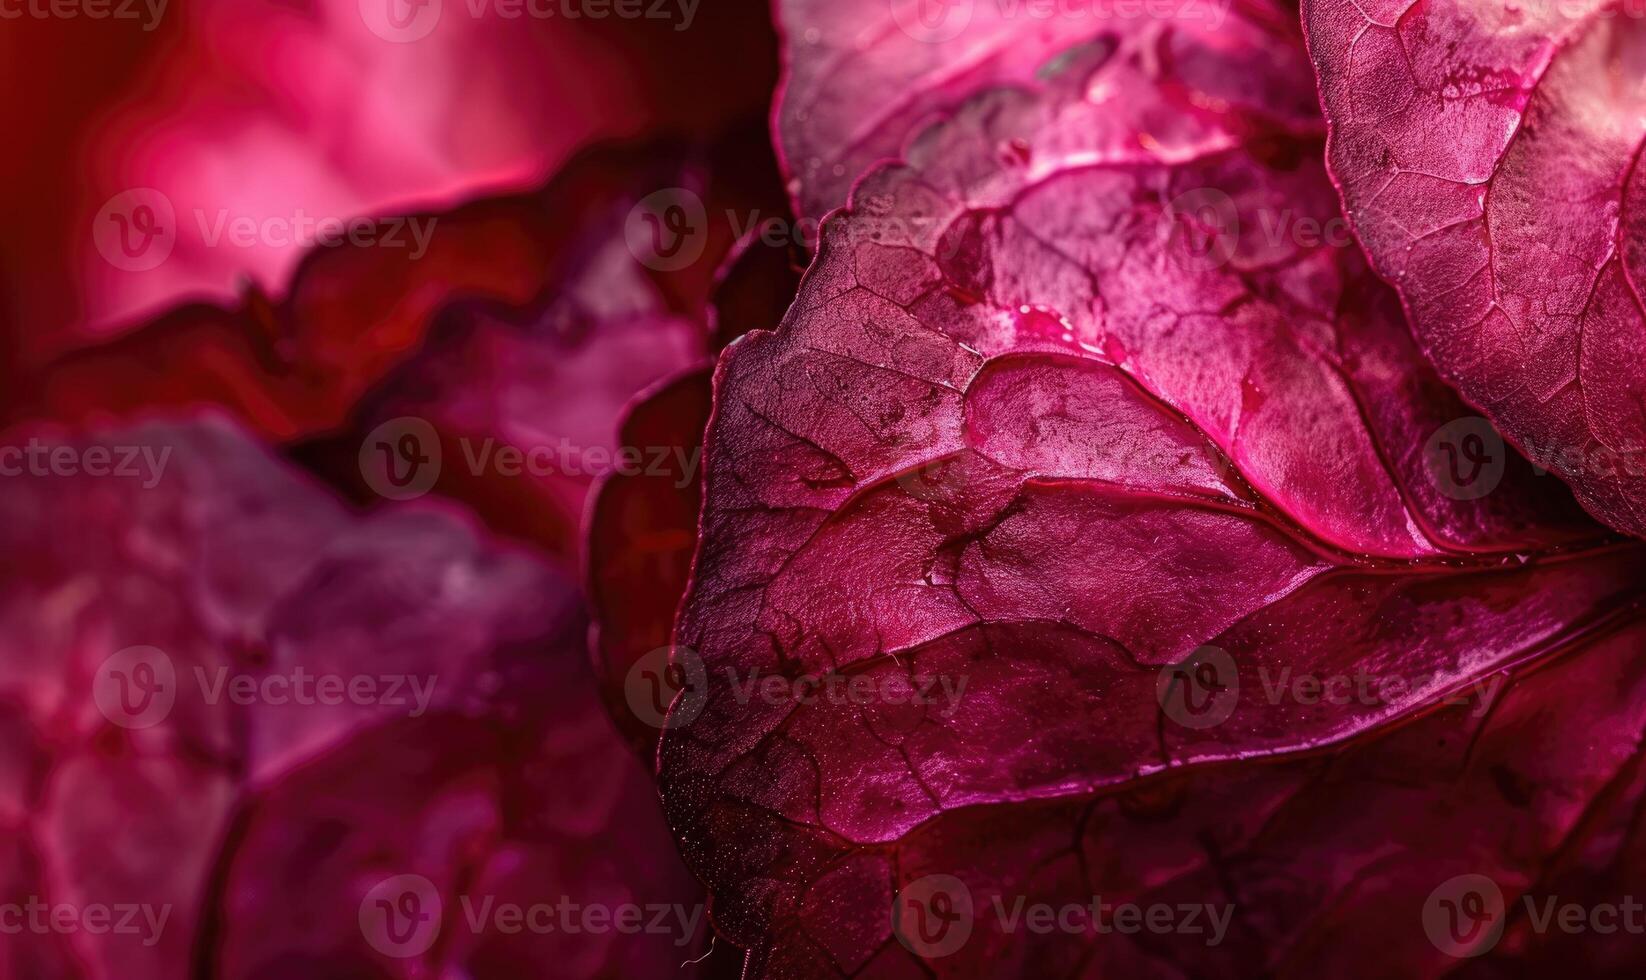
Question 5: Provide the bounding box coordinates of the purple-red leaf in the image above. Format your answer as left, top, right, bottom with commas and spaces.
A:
292, 131, 794, 569
586, 366, 715, 751
1304, 0, 1646, 537
585, 232, 805, 753
773, 0, 1322, 222
0, 418, 708, 978
661, 21, 1638, 974
748, 613, 1646, 976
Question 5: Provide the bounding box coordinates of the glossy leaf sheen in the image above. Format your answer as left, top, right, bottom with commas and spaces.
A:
1304, 0, 1646, 536
664, 23, 1642, 974
0, 419, 705, 978
586, 232, 803, 752
754, 614, 1646, 977
773, 0, 1322, 221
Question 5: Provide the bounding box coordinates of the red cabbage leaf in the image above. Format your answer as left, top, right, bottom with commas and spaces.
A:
659, 23, 1643, 975
772, 0, 1322, 221
0, 418, 709, 978
1304, 0, 1646, 537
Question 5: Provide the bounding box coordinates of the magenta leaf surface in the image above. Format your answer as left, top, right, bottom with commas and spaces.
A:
0, 417, 707, 978
586, 366, 716, 752
317, 131, 788, 568
1304, 0, 1646, 537
773, 0, 1322, 221
661, 22, 1642, 975
748, 614, 1646, 977
586, 231, 805, 754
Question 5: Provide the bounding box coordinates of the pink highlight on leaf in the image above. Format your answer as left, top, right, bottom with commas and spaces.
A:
1305, 0, 1646, 537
